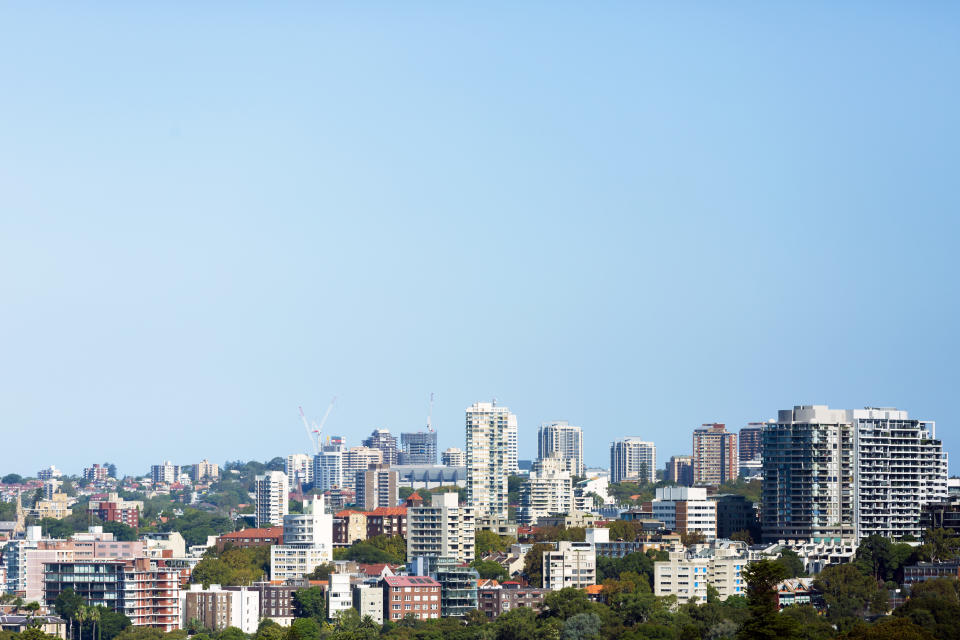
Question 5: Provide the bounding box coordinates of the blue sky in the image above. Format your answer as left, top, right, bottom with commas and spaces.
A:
1, 3, 958, 476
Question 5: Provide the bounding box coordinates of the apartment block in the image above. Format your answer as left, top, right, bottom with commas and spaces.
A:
407, 493, 474, 563
362, 430, 399, 467
365, 507, 407, 539
542, 541, 596, 590
441, 448, 466, 468
88, 493, 143, 527
151, 462, 180, 485
399, 431, 438, 465
191, 459, 220, 482
285, 454, 313, 486
651, 487, 717, 540
654, 541, 748, 603
537, 421, 584, 476
738, 424, 765, 463
341, 447, 383, 492
83, 464, 109, 482
328, 573, 353, 620
518, 456, 574, 526
333, 511, 368, 547
216, 526, 283, 552
478, 583, 549, 618
434, 557, 479, 617
180, 584, 259, 634
665, 456, 693, 486
270, 495, 333, 581
254, 471, 289, 528
381, 576, 441, 621
610, 438, 656, 484
465, 402, 516, 519
355, 467, 398, 511
313, 440, 344, 493
692, 424, 738, 486
353, 584, 384, 624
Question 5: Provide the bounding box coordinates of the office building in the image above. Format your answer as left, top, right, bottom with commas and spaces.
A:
88, 493, 143, 527
180, 584, 259, 633
355, 466, 399, 511
254, 471, 289, 528
610, 438, 656, 484
285, 454, 313, 486
710, 494, 759, 540
537, 421, 584, 476
441, 448, 466, 467
465, 402, 516, 519
362, 429, 399, 467
739, 424, 765, 463
762, 405, 947, 542
270, 495, 333, 581
653, 540, 748, 603
542, 541, 596, 590
151, 462, 180, 485
518, 456, 574, 526
399, 431, 438, 465
652, 487, 717, 540
341, 447, 383, 492
692, 424, 738, 486
407, 493, 474, 564
381, 576, 441, 621
665, 456, 693, 486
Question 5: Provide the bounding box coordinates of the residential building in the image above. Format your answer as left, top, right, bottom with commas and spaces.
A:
353, 584, 384, 624
610, 438, 656, 484
381, 576, 441, 621
44, 557, 180, 630
83, 464, 109, 482
37, 466, 63, 481
191, 460, 219, 482
180, 584, 259, 633
399, 431, 438, 466
314, 439, 344, 493
327, 573, 353, 619
215, 527, 283, 552
285, 454, 313, 487
465, 402, 516, 519
407, 493, 474, 563
537, 421, 584, 476
362, 430, 399, 467
88, 493, 143, 527
434, 557, 479, 617
692, 424, 738, 486
761, 405, 946, 542
151, 462, 180, 485
518, 456, 574, 526
478, 582, 549, 618
653, 541, 748, 603
254, 471, 289, 528
365, 507, 407, 539
0, 614, 66, 638
709, 494, 759, 540
904, 562, 960, 585
441, 448, 466, 467
270, 495, 333, 581
921, 500, 960, 531
393, 464, 467, 489
664, 456, 693, 486
33, 493, 70, 520
333, 511, 368, 547
232, 579, 308, 625
542, 541, 596, 590
739, 424, 765, 462
355, 467, 398, 511
652, 487, 717, 540
341, 447, 383, 492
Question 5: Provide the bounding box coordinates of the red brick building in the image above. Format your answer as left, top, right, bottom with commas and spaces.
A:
87, 493, 142, 527
478, 582, 549, 618
215, 526, 284, 552
381, 576, 440, 621
366, 507, 407, 539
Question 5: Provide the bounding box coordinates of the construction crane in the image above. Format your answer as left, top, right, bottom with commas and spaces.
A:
427, 392, 435, 432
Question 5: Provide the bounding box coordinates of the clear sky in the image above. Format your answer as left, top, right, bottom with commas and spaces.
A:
2, 3, 958, 476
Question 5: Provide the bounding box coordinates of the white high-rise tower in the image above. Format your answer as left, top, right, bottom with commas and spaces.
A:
465, 401, 517, 519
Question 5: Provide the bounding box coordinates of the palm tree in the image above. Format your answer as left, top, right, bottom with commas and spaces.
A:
74, 604, 88, 640
87, 606, 101, 640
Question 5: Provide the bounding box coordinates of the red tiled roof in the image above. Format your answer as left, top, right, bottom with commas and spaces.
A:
219, 526, 283, 539
336, 510, 365, 517
584, 585, 605, 594
368, 507, 407, 516
383, 576, 440, 587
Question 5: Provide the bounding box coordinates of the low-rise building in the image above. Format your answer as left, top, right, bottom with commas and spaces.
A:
542, 541, 596, 590
328, 574, 353, 620
653, 541, 748, 603
478, 582, 549, 618
0, 614, 67, 639
216, 527, 284, 552
366, 507, 407, 539
381, 576, 441, 621
270, 495, 333, 581
180, 584, 259, 634
333, 511, 368, 547
353, 584, 383, 624
904, 561, 960, 585
88, 493, 143, 527
651, 487, 717, 540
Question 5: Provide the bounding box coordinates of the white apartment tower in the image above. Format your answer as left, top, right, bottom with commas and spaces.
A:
610, 438, 656, 484
270, 494, 334, 580
285, 454, 313, 486
465, 401, 517, 519
543, 541, 596, 590
406, 492, 475, 564
313, 440, 344, 493
340, 446, 383, 491
254, 471, 289, 528
519, 456, 574, 526
441, 448, 466, 467
538, 421, 584, 476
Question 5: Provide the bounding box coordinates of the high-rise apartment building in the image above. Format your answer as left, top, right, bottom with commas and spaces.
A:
363, 429, 399, 466
506, 419, 519, 476
83, 464, 109, 482
542, 541, 596, 590
285, 454, 313, 486
665, 455, 693, 486
356, 466, 399, 511
692, 424, 739, 486
407, 493, 475, 564
192, 459, 219, 482
465, 402, 516, 519
738, 424, 765, 463
313, 438, 344, 493
441, 448, 466, 467
341, 447, 383, 491
519, 456, 574, 526
609, 438, 656, 484
150, 462, 179, 485
180, 584, 259, 634
270, 495, 333, 580
761, 405, 947, 542
254, 471, 289, 528
399, 431, 438, 465
537, 422, 584, 476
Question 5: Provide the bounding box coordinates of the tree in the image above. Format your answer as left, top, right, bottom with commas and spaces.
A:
101, 522, 137, 542
542, 588, 595, 621
814, 563, 887, 629
215, 627, 247, 640
97, 610, 131, 640
522, 543, 555, 588
681, 531, 706, 546
2, 473, 24, 484
253, 620, 285, 640
774, 549, 807, 578
494, 607, 538, 640
286, 617, 321, 640
921, 528, 960, 563
893, 577, 960, 639
292, 586, 326, 620
476, 529, 513, 555
736, 559, 798, 640
561, 612, 602, 640
471, 559, 509, 581
842, 617, 936, 640
304, 563, 335, 580
730, 530, 754, 545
